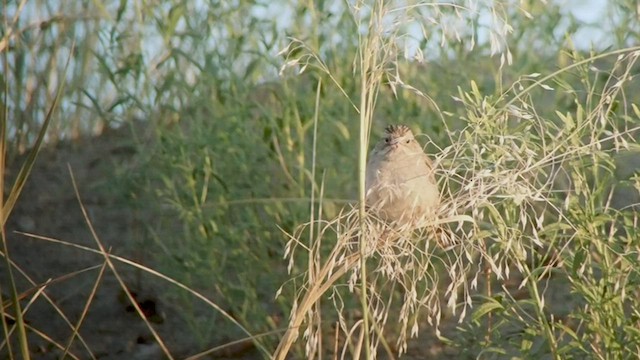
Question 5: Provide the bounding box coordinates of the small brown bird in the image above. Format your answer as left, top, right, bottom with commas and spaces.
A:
365, 124, 440, 229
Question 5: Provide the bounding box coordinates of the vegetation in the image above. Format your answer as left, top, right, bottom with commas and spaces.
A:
2, 0, 640, 359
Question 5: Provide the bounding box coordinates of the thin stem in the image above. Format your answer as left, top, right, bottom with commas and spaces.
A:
527, 275, 559, 360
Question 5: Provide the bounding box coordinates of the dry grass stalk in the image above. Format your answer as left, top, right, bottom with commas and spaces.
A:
275, 46, 640, 358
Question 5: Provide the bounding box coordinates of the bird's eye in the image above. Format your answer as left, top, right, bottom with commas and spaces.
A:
384, 138, 389, 143
405, 139, 410, 143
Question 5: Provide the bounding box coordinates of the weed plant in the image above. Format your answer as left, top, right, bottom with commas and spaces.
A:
273, 1, 640, 359
2, 0, 640, 359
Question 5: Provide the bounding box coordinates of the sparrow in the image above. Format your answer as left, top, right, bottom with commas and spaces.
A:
365, 124, 440, 228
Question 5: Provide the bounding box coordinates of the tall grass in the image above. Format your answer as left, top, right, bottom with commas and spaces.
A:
273, 1, 640, 359
2, 0, 640, 359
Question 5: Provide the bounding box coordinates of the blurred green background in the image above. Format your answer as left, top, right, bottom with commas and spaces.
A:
3, 0, 640, 359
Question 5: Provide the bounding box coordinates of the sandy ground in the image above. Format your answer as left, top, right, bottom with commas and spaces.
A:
2, 127, 197, 359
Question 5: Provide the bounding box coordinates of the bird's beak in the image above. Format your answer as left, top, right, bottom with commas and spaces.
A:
388, 140, 400, 151
388, 138, 400, 149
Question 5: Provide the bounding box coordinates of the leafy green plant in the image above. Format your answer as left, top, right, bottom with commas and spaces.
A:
449, 47, 640, 360
273, 1, 640, 359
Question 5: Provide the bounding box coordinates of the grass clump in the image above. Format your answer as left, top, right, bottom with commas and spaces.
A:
272, 2, 640, 359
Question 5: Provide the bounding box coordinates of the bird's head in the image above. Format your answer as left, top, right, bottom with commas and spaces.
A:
373, 124, 421, 157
